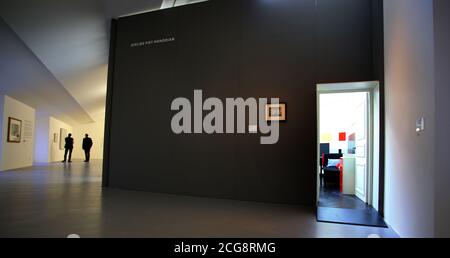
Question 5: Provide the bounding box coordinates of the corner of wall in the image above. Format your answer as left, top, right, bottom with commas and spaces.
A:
0, 94, 5, 170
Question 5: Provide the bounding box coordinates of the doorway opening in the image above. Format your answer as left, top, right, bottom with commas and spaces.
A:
316, 81, 386, 227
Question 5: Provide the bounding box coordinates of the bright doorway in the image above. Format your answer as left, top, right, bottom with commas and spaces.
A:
316, 81, 386, 227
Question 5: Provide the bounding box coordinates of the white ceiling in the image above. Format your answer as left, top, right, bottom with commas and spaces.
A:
0, 17, 92, 125
0, 0, 163, 124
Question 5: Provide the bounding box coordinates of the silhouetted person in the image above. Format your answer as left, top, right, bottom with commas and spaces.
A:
82, 134, 93, 162
62, 133, 74, 163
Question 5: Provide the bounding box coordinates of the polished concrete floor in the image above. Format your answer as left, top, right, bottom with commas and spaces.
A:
0, 161, 398, 238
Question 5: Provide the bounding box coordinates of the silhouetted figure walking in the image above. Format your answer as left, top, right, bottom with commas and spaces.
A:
82, 134, 93, 162
62, 133, 74, 163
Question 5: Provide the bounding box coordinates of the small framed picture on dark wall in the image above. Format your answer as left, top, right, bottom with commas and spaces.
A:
265, 103, 287, 122
7, 117, 22, 143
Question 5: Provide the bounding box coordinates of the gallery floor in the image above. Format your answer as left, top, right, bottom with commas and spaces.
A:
0, 161, 398, 238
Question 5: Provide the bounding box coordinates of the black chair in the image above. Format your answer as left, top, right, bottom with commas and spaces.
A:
322, 154, 343, 188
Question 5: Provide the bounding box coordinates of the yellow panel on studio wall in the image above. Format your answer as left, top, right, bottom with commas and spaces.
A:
321, 133, 332, 143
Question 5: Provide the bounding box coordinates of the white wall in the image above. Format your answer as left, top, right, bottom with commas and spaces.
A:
71, 118, 105, 160
35, 115, 74, 163
34, 114, 104, 162
434, 0, 450, 238
0, 95, 36, 171
320, 92, 367, 154
384, 0, 436, 237
34, 114, 50, 163
49, 117, 73, 162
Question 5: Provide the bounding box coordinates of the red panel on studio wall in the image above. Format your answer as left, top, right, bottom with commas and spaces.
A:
339, 132, 347, 141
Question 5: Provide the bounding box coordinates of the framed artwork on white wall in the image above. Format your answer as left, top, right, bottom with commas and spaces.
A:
54, 133, 59, 143
7, 117, 22, 143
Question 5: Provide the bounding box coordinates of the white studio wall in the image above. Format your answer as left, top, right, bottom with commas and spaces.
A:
34, 115, 74, 163
72, 118, 105, 160
319, 92, 367, 154
49, 117, 73, 162
0, 95, 36, 171
384, 0, 436, 238
34, 115, 106, 162
34, 114, 50, 163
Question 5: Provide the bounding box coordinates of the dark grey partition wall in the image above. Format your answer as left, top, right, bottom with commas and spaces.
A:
104, 0, 383, 205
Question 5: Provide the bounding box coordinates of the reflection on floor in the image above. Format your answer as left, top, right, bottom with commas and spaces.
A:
318, 186, 387, 228
0, 161, 397, 238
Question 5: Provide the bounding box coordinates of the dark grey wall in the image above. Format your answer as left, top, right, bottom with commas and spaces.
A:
105, 0, 383, 205
434, 0, 450, 237
371, 0, 385, 216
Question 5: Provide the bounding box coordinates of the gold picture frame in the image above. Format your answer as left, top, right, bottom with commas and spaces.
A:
265, 103, 287, 122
